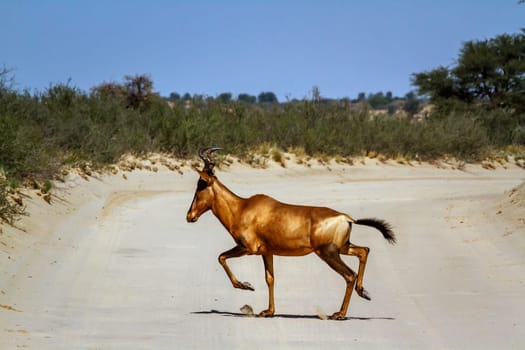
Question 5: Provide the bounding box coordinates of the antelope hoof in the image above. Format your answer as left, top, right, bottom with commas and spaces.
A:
258, 309, 275, 318
330, 312, 347, 321
234, 281, 254, 291
356, 287, 371, 301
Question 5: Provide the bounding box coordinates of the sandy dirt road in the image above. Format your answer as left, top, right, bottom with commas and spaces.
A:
1, 161, 524, 349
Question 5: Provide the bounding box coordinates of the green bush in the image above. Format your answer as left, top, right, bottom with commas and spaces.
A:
512, 125, 525, 144
0, 177, 25, 226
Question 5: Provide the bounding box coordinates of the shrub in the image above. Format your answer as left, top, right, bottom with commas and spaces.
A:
0, 177, 25, 226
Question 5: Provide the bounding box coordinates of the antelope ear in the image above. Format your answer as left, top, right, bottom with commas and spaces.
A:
198, 170, 214, 183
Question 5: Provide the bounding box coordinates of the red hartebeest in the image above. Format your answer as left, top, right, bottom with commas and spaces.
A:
186, 147, 396, 320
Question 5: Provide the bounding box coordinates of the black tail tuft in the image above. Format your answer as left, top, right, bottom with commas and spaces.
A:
355, 218, 396, 244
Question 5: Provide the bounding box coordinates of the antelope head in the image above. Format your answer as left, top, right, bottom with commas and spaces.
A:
186, 146, 222, 223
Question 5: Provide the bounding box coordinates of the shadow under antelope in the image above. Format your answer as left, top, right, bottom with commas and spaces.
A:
186, 147, 396, 320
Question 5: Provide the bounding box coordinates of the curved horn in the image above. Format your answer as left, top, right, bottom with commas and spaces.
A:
198, 146, 223, 173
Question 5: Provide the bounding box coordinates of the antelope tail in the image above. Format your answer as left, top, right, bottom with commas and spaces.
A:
354, 218, 396, 244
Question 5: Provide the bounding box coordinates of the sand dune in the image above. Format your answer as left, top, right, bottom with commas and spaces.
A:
1, 158, 524, 349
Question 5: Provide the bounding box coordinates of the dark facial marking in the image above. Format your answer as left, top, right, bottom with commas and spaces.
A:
197, 178, 209, 192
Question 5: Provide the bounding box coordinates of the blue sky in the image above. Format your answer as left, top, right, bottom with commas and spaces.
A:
2, 1, 524, 100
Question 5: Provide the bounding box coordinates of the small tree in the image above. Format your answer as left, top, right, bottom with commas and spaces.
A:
168, 92, 181, 102
124, 74, 154, 109
238, 93, 256, 104
257, 91, 278, 104
217, 92, 233, 104
367, 91, 390, 109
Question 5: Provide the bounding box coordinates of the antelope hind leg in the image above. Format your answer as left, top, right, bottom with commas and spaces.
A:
341, 243, 371, 300
318, 244, 357, 320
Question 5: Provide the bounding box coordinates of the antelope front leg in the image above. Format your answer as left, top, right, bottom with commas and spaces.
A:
218, 245, 254, 291
259, 254, 275, 317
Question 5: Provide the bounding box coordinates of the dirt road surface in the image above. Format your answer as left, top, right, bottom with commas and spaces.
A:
1, 160, 524, 349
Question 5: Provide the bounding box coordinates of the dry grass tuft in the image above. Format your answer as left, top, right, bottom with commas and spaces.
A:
271, 148, 286, 167
367, 150, 378, 159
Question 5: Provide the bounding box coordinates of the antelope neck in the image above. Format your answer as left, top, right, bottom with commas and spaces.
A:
210, 179, 244, 233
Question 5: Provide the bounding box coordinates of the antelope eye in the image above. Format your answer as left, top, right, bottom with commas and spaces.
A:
197, 178, 209, 191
